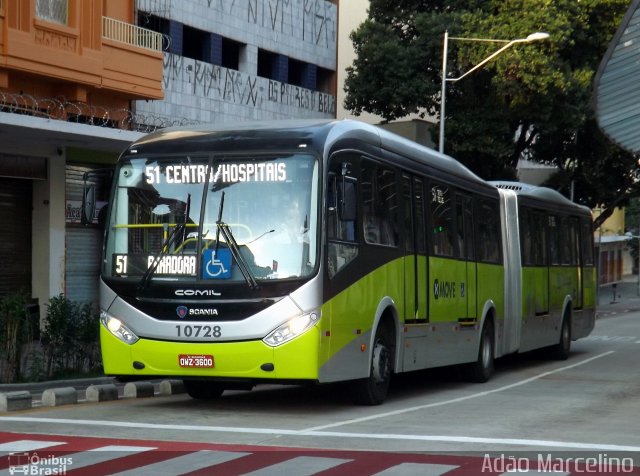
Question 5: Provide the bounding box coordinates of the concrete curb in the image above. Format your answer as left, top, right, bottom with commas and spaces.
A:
0, 391, 32, 412
42, 387, 78, 407
124, 381, 155, 398
86, 384, 119, 402
0, 377, 117, 394
159, 379, 185, 396
0, 379, 186, 412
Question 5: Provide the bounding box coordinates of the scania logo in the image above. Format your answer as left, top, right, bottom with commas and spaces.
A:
176, 306, 188, 318
175, 289, 221, 297
189, 308, 219, 316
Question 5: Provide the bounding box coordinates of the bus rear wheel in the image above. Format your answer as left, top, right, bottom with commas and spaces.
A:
351, 322, 394, 405
184, 380, 225, 400
549, 315, 571, 360
464, 319, 495, 383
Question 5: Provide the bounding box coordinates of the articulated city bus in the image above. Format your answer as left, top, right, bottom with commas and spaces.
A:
94, 119, 596, 405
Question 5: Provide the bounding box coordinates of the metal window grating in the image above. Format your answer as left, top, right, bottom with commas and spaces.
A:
36, 0, 68, 25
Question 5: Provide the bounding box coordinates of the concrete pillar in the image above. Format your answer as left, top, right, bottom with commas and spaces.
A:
32, 151, 66, 325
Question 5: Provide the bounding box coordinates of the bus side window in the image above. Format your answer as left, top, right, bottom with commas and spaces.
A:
328, 173, 356, 242
549, 215, 560, 265
456, 194, 474, 260
476, 199, 501, 263
430, 183, 454, 257
327, 171, 358, 278
362, 160, 398, 246
570, 217, 580, 266
403, 176, 414, 252
581, 218, 594, 266
534, 212, 548, 266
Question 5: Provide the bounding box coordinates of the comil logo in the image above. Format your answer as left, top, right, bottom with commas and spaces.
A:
175, 289, 221, 297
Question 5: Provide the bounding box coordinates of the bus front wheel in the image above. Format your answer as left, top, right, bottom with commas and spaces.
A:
351, 322, 394, 405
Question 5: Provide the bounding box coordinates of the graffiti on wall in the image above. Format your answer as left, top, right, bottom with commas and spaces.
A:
205, 0, 336, 48
267, 80, 335, 114
163, 54, 335, 115
164, 55, 260, 107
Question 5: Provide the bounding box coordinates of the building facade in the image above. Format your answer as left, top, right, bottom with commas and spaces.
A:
135, 0, 337, 123
0, 0, 338, 321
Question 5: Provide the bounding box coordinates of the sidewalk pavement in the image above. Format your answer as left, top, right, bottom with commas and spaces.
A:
597, 274, 640, 318
0, 376, 116, 394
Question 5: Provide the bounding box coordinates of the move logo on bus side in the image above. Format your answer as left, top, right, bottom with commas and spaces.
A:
433, 279, 465, 299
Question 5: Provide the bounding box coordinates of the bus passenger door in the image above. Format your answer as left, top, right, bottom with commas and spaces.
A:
458, 195, 477, 320
571, 218, 583, 309
428, 184, 473, 365
402, 176, 427, 321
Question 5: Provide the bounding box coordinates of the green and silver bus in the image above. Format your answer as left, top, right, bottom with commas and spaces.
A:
96, 119, 596, 404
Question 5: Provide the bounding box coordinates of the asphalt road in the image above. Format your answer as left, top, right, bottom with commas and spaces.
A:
1, 311, 639, 454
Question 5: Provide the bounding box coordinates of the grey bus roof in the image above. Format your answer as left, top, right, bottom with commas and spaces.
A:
491, 181, 592, 216
129, 119, 491, 189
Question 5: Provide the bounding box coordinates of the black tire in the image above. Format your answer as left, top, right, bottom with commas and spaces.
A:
464, 319, 495, 383
351, 321, 394, 405
549, 315, 571, 361
184, 380, 225, 400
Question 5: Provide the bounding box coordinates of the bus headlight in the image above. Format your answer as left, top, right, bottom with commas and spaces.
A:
263, 312, 319, 347
101, 312, 139, 345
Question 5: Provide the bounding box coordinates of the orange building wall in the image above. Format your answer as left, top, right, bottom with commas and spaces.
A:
0, 0, 162, 108
103, 1, 133, 23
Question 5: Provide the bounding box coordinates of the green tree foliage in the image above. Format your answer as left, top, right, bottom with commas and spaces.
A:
344, 0, 638, 225
41, 295, 101, 379
0, 292, 33, 382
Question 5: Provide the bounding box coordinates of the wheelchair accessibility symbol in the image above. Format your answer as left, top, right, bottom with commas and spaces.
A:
202, 248, 232, 279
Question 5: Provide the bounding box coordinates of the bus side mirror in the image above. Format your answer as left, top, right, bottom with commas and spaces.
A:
339, 178, 356, 222
81, 179, 96, 225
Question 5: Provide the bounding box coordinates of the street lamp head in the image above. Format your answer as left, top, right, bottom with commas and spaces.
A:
438, 29, 550, 153
525, 32, 550, 42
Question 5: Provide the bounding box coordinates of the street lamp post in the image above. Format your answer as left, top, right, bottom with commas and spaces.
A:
438, 30, 550, 154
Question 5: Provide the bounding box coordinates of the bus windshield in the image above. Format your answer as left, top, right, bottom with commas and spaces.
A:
103, 153, 319, 285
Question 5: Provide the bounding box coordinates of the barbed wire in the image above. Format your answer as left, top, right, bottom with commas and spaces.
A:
0, 91, 199, 133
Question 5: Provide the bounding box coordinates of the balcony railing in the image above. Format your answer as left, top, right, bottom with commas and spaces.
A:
102, 16, 162, 52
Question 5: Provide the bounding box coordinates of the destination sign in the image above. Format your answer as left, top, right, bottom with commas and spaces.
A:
112, 254, 197, 277
144, 162, 287, 185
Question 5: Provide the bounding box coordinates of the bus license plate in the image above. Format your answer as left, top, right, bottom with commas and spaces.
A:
178, 354, 214, 368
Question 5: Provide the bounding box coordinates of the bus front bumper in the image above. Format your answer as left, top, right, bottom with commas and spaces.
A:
100, 325, 321, 381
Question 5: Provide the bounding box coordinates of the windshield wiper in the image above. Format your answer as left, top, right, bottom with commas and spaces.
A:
138, 194, 191, 293
215, 191, 258, 290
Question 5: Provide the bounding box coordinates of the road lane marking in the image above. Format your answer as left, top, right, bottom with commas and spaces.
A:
0, 445, 155, 476
373, 463, 459, 476
584, 335, 637, 342
242, 456, 352, 476
57, 445, 155, 469
0, 352, 622, 453
0, 416, 639, 453
112, 450, 250, 476
306, 351, 615, 432
0, 439, 65, 456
